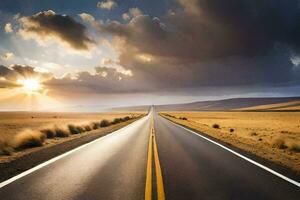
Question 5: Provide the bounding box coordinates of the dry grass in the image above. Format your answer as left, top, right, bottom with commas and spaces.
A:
0, 112, 145, 160
161, 111, 300, 172
12, 129, 45, 149
0, 112, 143, 138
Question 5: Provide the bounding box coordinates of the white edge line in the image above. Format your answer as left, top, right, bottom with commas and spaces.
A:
162, 116, 300, 188
0, 115, 149, 189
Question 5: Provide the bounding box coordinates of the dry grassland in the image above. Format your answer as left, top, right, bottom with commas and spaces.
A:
161, 111, 300, 172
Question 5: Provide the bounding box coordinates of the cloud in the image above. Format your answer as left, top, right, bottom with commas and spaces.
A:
46, 66, 136, 93
18, 10, 95, 51
97, 0, 117, 10
122, 13, 130, 21
89, 0, 300, 89
129, 8, 143, 18
0, 65, 52, 88
4, 23, 13, 33
2, 52, 14, 60
121, 8, 143, 22
78, 13, 102, 29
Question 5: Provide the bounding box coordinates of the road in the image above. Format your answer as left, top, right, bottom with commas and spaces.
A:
0, 110, 299, 199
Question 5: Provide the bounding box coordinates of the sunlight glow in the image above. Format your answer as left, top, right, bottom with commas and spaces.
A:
17, 78, 42, 94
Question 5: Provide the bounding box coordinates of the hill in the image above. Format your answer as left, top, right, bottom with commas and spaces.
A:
112, 97, 300, 111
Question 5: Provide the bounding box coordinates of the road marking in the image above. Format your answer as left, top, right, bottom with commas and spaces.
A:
145, 123, 153, 200
0, 115, 149, 189
153, 129, 166, 200
145, 116, 166, 200
163, 117, 300, 188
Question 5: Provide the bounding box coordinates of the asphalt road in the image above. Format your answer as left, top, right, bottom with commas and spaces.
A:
0, 111, 299, 200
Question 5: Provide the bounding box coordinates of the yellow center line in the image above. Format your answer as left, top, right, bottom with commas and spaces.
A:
153, 129, 166, 200
145, 122, 153, 200
145, 116, 166, 200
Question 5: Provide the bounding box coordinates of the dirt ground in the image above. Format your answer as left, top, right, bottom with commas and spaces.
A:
161, 111, 300, 172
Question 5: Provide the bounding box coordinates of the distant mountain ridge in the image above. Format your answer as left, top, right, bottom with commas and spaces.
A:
112, 97, 300, 111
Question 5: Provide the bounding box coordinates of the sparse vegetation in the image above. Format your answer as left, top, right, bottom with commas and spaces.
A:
272, 138, 288, 149
54, 127, 69, 137
84, 125, 92, 132
0, 112, 145, 159
250, 132, 257, 136
112, 118, 122, 124
76, 126, 85, 133
13, 129, 45, 149
92, 122, 100, 130
40, 128, 56, 138
100, 119, 111, 127
180, 117, 188, 120
0, 138, 13, 155
161, 111, 300, 171
68, 124, 80, 134
212, 124, 220, 129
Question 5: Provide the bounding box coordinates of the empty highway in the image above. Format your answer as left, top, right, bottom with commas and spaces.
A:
0, 110, 299, 200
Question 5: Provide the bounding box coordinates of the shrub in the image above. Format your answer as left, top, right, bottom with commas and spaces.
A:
212, 124, 220, 129
55, 127, 69, 137
92, 122, 100, 130
286, 140, 300, 153
272, 138, 288, 149
84, 125, 92, 131
124, 116, 131, 121
13, 129, 45, 149
76, 126, 85, 133
0, 138, 13, 155
229, 128, 234, 133
40, 128, 56, 138
100, 119, 110, 127
68, 124, 80, 134
112, 118, 122, 124
290, 143, 300, 153
181, 117, 188, 120
250, 132, 257, 136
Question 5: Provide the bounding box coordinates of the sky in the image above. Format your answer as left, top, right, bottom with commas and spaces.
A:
0, 0, 300, 111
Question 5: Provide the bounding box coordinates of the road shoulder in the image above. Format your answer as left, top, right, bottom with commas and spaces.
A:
0, 118, 141, 182
159, 114, 300, 182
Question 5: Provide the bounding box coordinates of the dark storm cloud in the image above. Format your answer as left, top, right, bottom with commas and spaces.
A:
19, 10, 95, 51
89, 0, 300, 89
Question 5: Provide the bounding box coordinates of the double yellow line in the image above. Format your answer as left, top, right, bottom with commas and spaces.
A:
145, 117, 165, 200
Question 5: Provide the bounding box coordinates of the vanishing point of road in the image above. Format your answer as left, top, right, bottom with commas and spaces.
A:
0, 109, 299, 200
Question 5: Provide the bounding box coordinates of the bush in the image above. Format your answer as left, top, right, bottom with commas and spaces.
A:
0, 138, 13, 155
100, 119, 110, 127
250, 132, 257, 136
68, 124, 80, 134
92, 122, 100, 130
229, 128, 234, 133
13, 129, 45, 149
124, 116, 131, 121
272, 138, 288, 149
76, 126, 85, 133
290, 143, 300, 152
55, 127, 69, 137
212, 124, 220, 129
40, 128, 56, 138
84, 125, 92, 131
112, 118, 122, 124
180, 117, 188, 120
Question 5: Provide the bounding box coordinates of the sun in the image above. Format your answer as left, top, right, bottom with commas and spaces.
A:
17, 78, 42, 94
